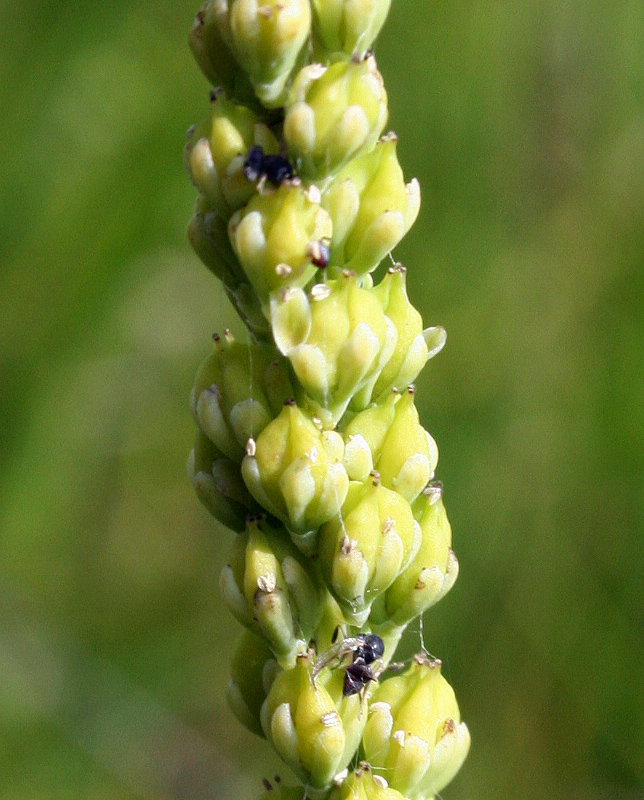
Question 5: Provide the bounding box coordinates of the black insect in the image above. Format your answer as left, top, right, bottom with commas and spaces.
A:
312, 630, 385, 697
243, 145, 294, 187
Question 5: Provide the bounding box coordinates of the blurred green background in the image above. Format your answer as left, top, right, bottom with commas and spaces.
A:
1, 0, 643, 798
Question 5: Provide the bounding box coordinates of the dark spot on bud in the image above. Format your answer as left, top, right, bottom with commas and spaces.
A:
309, 239, 330, 268
262, 778, 273, 791
284, 397, 296, 406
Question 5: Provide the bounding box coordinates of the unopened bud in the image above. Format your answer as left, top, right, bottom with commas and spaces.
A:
362, 655, 470, 798
284, 56, 388, 181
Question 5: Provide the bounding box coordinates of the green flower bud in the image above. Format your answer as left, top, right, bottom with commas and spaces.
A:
188, 429, 252, 531
284, 56, 388, 181
188, 196, 244, 287
310, 0, 392, 60
260, 652, 368, 790
361, 655, 470, 799
189, 1, 245, 95
344, 387, 438, 505
318, 473, 421, 623
328, 762, 407, 800
227, 628, 279, 736
190, 330, 292, 461
188, 197, 273, 337
322, 133, 420, 278
216, 0, 312, 108
370, 264, 447, 400
221, 516, 322, 666
270, 272, 396, 428
242, 401, 349, 548
370, 484, 458, 628
229, 184, 333, 314
185, 92, 280, 217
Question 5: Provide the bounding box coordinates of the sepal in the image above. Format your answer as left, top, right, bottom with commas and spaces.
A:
370, 264, 446, 400
187, 430, 252, 531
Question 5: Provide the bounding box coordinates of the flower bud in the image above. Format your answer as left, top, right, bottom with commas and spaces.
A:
370, 484, 458, 628
242, 401, 349, 548
190, 330, 292, 461
217, 0, 312, 108
229, 184, 333, 313
328, 762, 406, 800
260, 653, 368, 790
322, 133, 420, 278
318, 473, 420, 623
226, 628, 279, 736
344, 387, 437, 505
185, 92, 280, 217
361, 656, 470, 798
270, 272, 397, 428
189, 1, 252, 99
188, 430, 252, 531
284, 56, 388, 181
310, 0, 392, 60
188, 196, 244, 287
221, 516, 322, 666
370, 264, 447, 400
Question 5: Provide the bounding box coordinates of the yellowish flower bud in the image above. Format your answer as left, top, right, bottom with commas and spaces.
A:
318, 473, 420, 623
284, 56, 388, 181
310, 0, 392, 60
260, 652, 368, 790
229, 184, 333, 314
216, 0, 312, 107
270, 272, 396, 428
190, 330, 291, 461
322, 133, 420, 277
361, 655, 470, 798
370, 484, 458, 628
344, 387, 437, 505
185, 92, 280, 217
188, 198, 272, 338
221, 516, 322, 666
189, 1, 251, 98
370, 264, 447, 400
241, 401, 349, 548
327, 762, 407, 800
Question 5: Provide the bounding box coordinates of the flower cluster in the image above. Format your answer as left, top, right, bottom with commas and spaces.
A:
185, 2, 469, 798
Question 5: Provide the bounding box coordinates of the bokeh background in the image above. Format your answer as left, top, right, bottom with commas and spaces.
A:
2, 0, 643, 798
